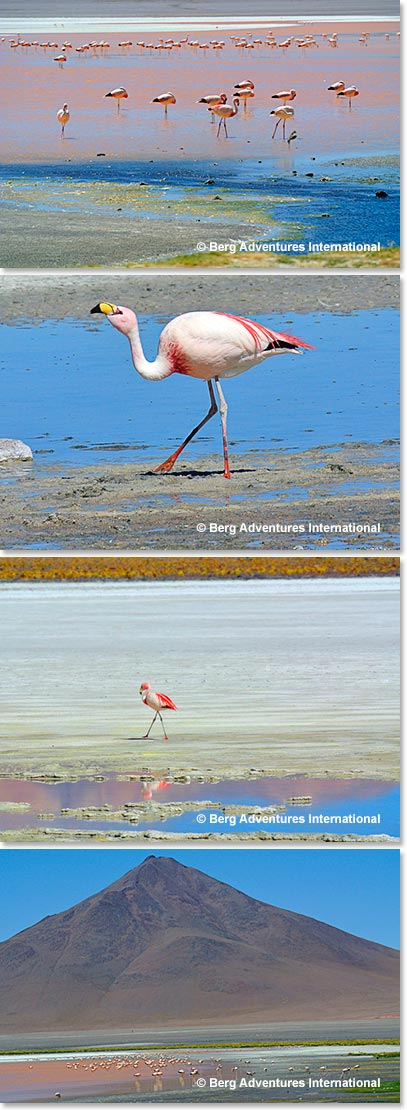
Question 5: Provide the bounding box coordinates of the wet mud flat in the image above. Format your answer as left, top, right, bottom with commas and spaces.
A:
0, 272, 400, 321
0, 441, 399, 550
0, 165, 399, 268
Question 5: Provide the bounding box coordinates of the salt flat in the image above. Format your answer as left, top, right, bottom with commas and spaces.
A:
0, 578, 399, 780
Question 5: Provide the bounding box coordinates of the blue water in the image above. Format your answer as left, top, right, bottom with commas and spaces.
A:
163, 784, 399, 837
0, 775, 399, 839
0, 156, 400, 249
0, 309, 399, 465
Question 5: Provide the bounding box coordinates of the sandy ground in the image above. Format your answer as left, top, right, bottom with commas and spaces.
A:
0, 273, 400, 319
0, 579, 399, 781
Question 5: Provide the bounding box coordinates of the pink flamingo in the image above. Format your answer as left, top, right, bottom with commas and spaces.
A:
211, 97, 240, 137
337, 85, 359, 109
197, 92, 227, 121
90, 302, 313, 478
234, 79, 254, 90
327, 80, 345, 94
271, 88, 296, 104
104, 86, 128, 112
151, 92, 176, 117
57, 103, 70, 136
270, 104, 295, 138
235, 87, 255, 110
139, 683, 177, 740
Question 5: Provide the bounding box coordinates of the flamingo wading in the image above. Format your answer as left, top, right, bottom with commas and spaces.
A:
90, 302, 313, 478
57, 103, 70, 135
139, 682, 177, 740
105, 86, 128, 112
211, 96, 239, 137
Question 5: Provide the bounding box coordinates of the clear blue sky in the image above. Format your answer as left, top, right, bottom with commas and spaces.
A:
0, 849, 399, 949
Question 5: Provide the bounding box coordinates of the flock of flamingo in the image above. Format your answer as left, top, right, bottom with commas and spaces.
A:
41, 1052, 364, 1097
56, 74, 360, 141
3, 28, 399, 139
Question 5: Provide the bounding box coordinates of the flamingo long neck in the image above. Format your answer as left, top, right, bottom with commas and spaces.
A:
127, 321, 172, 381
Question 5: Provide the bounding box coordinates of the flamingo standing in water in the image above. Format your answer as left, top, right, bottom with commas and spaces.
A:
90, 302, 313, 478
105, 86, 128, 111
235, 87, 255, 111
151, 92, 176, 117
271, 88, 296, 105
197, 92, 227, 121
139, 683, 177, 740
270, 104, 295, 138
57, 103, 70, 135
211, 96, 240, 137
337, 85, 359, 109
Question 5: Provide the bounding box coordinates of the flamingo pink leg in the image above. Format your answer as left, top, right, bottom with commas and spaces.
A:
155, 379, 218, 473
272, 117, 281, 138
215, 377, 230, 479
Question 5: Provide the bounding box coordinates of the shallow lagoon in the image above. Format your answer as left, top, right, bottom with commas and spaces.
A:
0, 774, 399, 839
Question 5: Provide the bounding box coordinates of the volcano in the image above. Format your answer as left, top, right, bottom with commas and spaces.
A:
0, 855, 399, 1033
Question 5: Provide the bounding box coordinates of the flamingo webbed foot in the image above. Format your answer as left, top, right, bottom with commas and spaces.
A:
154, 457, 177, 473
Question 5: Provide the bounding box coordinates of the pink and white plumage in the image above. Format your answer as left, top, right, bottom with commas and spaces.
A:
90, 302, 313, 478
139, 682, 177, 740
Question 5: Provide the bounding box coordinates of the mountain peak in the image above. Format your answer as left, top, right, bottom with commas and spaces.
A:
0, 858, 399, 1035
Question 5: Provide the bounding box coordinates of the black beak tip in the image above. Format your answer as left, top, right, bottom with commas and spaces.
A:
90, 304, 101, 314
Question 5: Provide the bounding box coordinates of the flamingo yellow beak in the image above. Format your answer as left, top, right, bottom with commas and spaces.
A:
90, 302, 118, 315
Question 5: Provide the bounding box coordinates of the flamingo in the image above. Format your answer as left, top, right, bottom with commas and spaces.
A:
54, 53, 66, 68
234, 79, 254, 90
197, 92, 227, 121
105, 86, 128, 112
270, 104, 295, 139
89, 302, 313, 478
327, 80, 345, 94
57, 103, 70, 136
139, 683, 177, 740
271, 88, 296, 104
151, 92, 176, 117
235, 87, 254, 110
337, 85, 359, 109
211, 97, 240, 137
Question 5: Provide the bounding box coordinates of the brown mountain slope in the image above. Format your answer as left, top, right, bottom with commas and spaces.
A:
0, 856, 399, 1032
